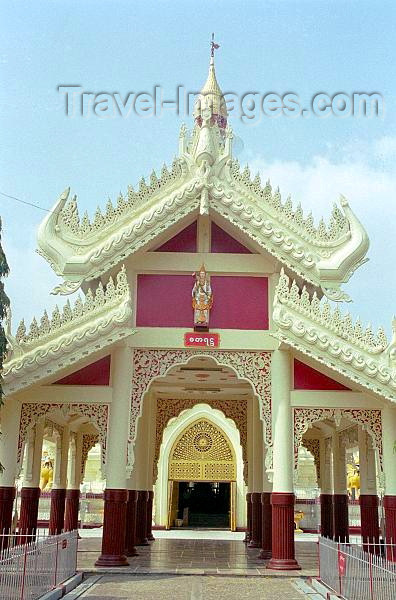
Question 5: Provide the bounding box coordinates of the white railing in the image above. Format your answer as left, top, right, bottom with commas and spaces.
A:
319, 536, 396, 600
0, 530, 78, 600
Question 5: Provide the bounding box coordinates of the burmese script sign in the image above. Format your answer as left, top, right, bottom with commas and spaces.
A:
184, 333, 220, 348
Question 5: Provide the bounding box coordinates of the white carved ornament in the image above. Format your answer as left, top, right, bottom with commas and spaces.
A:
37, 118, 368, 299
293, 407, 383, 469
272, 269, 396, 401
129, 349, 271, 471
17, 403, 108, 470
3, 266, 133, 394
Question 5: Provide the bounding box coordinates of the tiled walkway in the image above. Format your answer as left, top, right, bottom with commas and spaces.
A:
71, 574, 311, 599
77, 529, 319, 577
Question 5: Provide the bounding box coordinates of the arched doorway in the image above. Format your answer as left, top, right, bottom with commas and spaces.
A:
155, 403, 246, 530
167, 418, 237, 530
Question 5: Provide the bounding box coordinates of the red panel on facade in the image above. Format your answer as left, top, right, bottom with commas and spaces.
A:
293, 359, 350, 390
154, 221, 197, 252
136, 274, 268, 330
211, 222, 252, 254
53, 355, 111, 386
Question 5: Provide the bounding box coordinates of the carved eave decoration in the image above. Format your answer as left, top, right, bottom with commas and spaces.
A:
37, 116, 369, 302
272, 269, 396, 402
3, 266, 134, 394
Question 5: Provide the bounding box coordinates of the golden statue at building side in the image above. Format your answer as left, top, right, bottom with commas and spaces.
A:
192, 264, 213, 329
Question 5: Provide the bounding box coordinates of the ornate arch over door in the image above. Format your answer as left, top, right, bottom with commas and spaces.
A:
169, 418, 236, 482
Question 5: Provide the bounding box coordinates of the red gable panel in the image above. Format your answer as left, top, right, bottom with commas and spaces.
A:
211, 222, 252, 254
154, 221, 197, 252
53, 355, 111, 386
293, 359, 350, 390
136, 274, 268, 330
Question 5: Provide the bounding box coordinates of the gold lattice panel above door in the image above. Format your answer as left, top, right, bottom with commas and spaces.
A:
168, 419, 236, 481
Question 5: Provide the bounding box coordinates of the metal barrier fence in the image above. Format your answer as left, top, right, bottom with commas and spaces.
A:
0, 530, 78, 600
319, 536, 396, 600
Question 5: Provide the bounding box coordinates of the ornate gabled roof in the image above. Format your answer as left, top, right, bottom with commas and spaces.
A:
272, 269, 396, 402
36, 59, 369, 302
3, 266, 134, 394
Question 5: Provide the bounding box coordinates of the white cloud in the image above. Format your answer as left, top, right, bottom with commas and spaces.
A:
250, 137, 396, 334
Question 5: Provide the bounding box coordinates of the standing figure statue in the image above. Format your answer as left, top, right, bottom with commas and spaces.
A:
192, 264, 213, 329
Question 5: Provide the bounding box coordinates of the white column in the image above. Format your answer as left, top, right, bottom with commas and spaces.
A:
252, 397, 263, 492
358, 429, 377, 495
271, 348, 293, 493
0, 400, 21, 486
247, 397, 254, 491
382, 405, 396, 495
106, 345, 133, 489
23, 420, 44, 488
331, 431, 347, 494
129, 396, 149, 490
68, 431, 83, 489
320, 437, 332, 494
53, 426, 70, 489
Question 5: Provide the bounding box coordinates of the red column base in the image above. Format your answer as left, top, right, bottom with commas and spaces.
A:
125, 490, 139, 557
146, 490, 155, 541
248, 492, 262, 548
320, 494, 334, 539
95, 489, 129, 567
360, 494, 379, 545
64, 489, 80, 532
244, 493, 252, 543
333, 494, 349, 543
135, 490, 149, 546
0, 486, 16, 535
19, 487, 41, 537
267, 492, 301, 571
259, 492, 272, 559
49, 488, 66, 535
384, 495, 396, 561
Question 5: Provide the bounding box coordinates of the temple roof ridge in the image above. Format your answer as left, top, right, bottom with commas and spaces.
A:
272, 269, 396, 401
3, 265, 134, 394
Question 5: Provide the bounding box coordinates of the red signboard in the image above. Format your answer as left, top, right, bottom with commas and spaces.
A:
338, 549, 347, 576
184, 333, 220, 348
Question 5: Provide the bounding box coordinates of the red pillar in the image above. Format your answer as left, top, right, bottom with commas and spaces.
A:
249, 492, 262, 548
333, 494, 349, 542
49, 488, 66, 535
320, 494, 334, 538
95, 488, 129, 567
360, 494, 379, 547
125, 490, 138, 556
384, 495, 396, 561
64, 489, 80, 531
0, 486, 16, 536
268, 492, 300, 570
135, 490, 149, 546
146, 490, 155, 541
259, 491, 272, 559
19, 487, 40, 537
244, 492, 252, 543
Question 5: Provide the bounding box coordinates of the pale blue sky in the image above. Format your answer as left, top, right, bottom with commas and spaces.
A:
1, 1, 395, 334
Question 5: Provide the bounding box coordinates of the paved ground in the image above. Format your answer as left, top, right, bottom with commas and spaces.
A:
71, 574, 310, 599
77, 529, 319, 577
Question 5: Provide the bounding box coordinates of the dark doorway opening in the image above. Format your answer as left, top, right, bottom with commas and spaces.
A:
176, 482, 230, 528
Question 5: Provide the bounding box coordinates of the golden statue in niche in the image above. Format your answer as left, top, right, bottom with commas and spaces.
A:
40, 458, 54, 491
192, 264, 213, 330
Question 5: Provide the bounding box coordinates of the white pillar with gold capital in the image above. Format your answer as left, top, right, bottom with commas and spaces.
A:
268, 348, 300, 570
